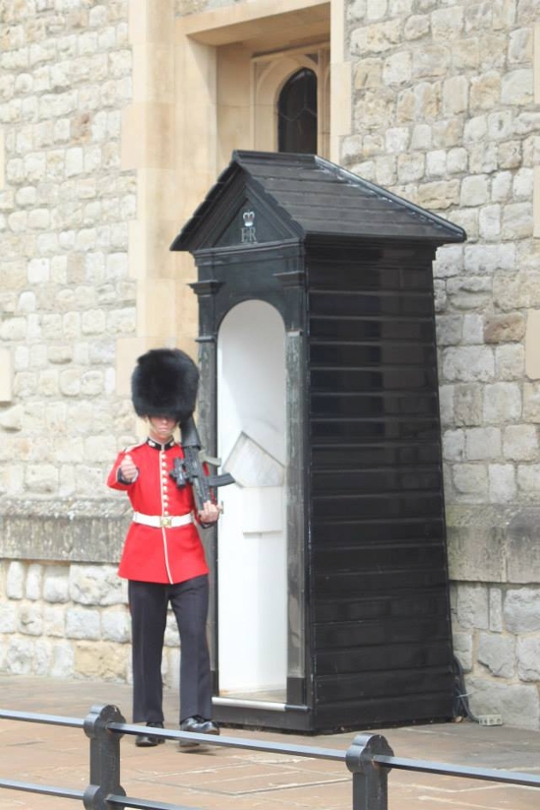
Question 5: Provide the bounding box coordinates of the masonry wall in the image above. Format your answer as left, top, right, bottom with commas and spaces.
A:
343, 0, 540, 728
0, 557, 181, 691
0, 0, 137, 498
0, 1, 141, 681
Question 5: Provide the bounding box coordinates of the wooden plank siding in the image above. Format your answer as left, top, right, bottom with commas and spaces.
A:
306, 246, 454, 728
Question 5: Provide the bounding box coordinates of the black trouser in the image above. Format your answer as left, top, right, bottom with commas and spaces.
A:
128, 575, 212, 724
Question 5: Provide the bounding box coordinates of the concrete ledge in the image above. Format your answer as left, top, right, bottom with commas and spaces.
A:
447, 503, 540, 585
0, 500, 128, 564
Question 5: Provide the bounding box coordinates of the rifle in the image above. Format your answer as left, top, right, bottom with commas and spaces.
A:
170, 416, 234, 518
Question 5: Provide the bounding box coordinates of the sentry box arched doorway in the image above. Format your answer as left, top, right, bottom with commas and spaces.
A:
170, 150, 466, 734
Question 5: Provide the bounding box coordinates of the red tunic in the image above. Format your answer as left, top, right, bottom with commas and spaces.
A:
107, 438, 209, 584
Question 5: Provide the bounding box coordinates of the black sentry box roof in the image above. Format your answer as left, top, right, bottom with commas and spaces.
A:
171, 150, 466, 251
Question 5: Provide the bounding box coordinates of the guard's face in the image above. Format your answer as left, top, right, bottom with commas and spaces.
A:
147, 415, 177, 443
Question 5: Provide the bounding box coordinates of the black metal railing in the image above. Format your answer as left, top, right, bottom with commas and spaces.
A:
1, 704, 540, 809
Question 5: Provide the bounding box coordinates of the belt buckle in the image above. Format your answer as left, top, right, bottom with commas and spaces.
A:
160, 516, 172, 528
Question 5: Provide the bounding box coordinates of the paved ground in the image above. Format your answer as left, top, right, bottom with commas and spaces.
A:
1, 675, 540, 809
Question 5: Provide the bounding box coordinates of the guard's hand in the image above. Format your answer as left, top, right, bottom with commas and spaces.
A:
119, 454, 138, 482
198, 500, 222, 524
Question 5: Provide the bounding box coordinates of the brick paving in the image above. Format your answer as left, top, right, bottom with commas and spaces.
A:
1, 675, 540, 809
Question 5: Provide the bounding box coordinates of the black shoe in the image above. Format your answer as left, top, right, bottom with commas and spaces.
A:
178, 716, 219, 749
135, 721, 165, 747
197, 719, 220, 735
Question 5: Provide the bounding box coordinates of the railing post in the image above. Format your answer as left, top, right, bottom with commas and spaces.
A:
346, 733, 394, 810
83, 703, 127, 810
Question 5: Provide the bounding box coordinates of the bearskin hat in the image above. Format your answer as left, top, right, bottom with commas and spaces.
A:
131, 348, 199, 423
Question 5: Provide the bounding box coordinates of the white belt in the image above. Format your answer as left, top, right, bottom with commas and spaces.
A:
132, 511, 194, 529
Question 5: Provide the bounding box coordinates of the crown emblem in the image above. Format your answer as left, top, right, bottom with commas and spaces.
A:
241, 209, 258, 244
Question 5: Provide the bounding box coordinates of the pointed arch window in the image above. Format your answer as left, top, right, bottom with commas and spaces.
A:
278, 68, 318, 154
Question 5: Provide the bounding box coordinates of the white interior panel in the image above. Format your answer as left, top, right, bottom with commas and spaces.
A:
217, 300, 287, 696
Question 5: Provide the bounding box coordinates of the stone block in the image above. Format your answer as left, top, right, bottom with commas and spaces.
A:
467, 677, 540, 730
442, 346, 494, 383
477, 632, 515, 678
383, 51, 411, 85
517, 464, 540, 500
42, 565, 70, 603
438, 385, 453, 427
454, 384, 483, 426
0, 603, 17, 633
385, 126, 409, 153
488, 464, 516, 504
25, 564, 43, 600
350, 20, 402, 55
25, 464, 59, 493
0, 405, 24, 431
462, 314, 483, 344
455, 583, 489, 629
447, 147, 468, 174
489, 587, 503, 632
517, 637, 540, 681
69, 565, 125, 606
442, 75, 468, 116
503, 425, 538, 461
465, 427, 501, 461
524, 383, 540, 423
504, 587, 540, 632
18, 604, 43, 636
74, 641, 128, 681
65, 607, 101, 640
447, 506, 505, 582
452, 631, 473, 671
102, 609, 131, 643
433, 244, 464, 278
470, 71, 501, 111
446, 276, 493, 310
397, 152, 425, 182
50, 640, 75, 678
5, 637, 34, 675
495, 344, 524, 381
43, 605, 66, 637
435, 314, 462, 345
506, 511, 540, 584
483, 382, 521, 424
353, 57, 382, 89
501, 202, 533, 240
6, 561, 25, 599
412, 45, 449, 79
494, 272, 540, 311
34, 639, 53, 676
460, 174, 489, 206
410, 123, 432, 149
501, 69, 533, 106
426, 149, 446, 176
484, 312, 525, 344
478, 205, 501, 240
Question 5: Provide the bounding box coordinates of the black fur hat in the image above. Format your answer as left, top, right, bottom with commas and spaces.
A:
131, 348, 199, 423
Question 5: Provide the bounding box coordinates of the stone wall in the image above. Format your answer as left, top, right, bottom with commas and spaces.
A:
448, 504, 540, 728
0, 0, 138, 500
344, 1, 540, 726
0, 557, 181, 689
0, 0, 141, 684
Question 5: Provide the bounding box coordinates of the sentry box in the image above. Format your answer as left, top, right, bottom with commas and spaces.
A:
170, 151, 466, 734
